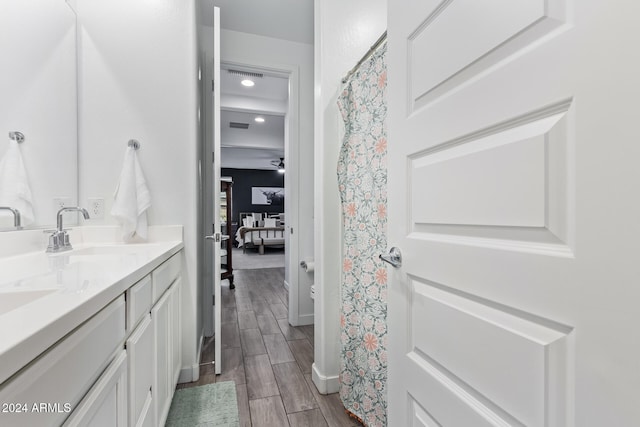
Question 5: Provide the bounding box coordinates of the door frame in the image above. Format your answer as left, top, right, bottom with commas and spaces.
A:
207, 58, 304, 326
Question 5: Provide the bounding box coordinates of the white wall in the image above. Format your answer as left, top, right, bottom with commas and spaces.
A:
76, 0, 201, 382
313, 0, 387, 393
220, 29, 315, 325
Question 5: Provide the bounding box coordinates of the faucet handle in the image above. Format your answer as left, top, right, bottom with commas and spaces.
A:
45, 232, 61, 253
44, 229, 72, 253
60, 232, 71, 248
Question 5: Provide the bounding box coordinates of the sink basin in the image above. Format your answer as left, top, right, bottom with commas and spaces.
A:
69, 244, 157, 257
70, 246, 133, 256
0, 289, 56, 316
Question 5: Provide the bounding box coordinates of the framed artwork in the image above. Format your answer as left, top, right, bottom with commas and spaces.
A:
252, 187, 284, 206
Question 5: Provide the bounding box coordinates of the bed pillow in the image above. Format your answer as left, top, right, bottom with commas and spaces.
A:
264, 218, 276, 228
243, 217, 251, 227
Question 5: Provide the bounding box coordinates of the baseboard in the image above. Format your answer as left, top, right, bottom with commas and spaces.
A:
297, 313, 314, 326
283, 280, 290, 291
194, 332, 204, 380
178, 333, 203, 383
289, 312, 314, 327
311, 363, 340, 394
178, 366, 196, 384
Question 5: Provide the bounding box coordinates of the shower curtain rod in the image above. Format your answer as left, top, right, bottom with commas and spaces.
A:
341, 30, 387, 84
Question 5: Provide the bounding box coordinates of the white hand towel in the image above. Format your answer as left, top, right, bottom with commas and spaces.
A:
0, 139, 35, 225
111, 147, 151, 241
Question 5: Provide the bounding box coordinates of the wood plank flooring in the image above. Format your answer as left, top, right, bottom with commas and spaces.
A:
177, 267, 360, 427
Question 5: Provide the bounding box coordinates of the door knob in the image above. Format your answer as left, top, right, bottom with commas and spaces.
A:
380, 247, 402, 268
205, 233, 221, 242
205, 233, 229, 242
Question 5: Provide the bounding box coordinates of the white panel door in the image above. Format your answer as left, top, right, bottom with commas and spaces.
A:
152, 290, 171, 426
387, 1, 640, 426
171, 278, 182, 384
212, 5, 222, 375
127, 314, 153, 427
63, 351, 128, 427
201, 3, 222, 375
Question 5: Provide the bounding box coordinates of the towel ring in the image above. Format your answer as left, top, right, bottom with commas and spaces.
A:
128, 139, 140, 150
9, 132, 24, 143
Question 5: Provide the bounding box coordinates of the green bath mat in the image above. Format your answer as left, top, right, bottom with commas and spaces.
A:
166, 381, 239, 427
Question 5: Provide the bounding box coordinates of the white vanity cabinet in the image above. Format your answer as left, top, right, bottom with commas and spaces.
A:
0, 248, 183, 427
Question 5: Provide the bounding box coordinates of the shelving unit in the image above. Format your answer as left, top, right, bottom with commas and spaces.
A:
221, 179, 234, 288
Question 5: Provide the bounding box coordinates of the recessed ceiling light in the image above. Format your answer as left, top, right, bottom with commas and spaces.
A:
254, 117, 265, 123
241, 79, 255, 87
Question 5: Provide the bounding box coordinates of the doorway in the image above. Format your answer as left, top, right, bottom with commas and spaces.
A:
202, 59, 305, 354
219, 65, 288, 277
218, 61, 292, 294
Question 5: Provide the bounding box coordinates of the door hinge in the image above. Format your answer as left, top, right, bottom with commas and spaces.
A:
212, 80, 215, 91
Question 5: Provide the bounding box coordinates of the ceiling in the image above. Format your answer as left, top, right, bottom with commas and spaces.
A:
205, 0, 308, 171
206, 0, 314, 45
221, 110, 284, 150
220, 68, 288, 170
220, 69, 289, 103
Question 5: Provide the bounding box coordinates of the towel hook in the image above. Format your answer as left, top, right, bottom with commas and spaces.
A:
9, 132, 24, 143
128, 139, 140, 150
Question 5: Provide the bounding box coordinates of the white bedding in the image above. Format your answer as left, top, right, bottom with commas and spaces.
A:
235, 226, 285, 249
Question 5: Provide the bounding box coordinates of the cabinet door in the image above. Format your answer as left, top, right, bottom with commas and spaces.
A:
63, 350, 128, 427
152, 288, 172, 426
170, 278, 182, 385
127, 314, 153, 427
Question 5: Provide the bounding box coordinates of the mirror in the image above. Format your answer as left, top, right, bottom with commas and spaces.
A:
0, 0, 78, 230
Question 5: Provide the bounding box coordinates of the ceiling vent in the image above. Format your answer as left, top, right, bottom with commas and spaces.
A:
227, 69, 264, 79
230, 122, 250, 129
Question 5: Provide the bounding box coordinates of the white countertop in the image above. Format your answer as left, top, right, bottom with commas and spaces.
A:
0, 226, 183, 385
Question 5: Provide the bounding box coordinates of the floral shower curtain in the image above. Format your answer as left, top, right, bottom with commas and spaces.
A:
337, 41, 388, 427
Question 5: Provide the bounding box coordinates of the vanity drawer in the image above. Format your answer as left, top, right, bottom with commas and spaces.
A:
0, 296, 125, 427
152, 253, 181, 303
126, 274, 152, 332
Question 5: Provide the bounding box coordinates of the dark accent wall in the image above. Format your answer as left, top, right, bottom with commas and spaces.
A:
221, 168, 285, 226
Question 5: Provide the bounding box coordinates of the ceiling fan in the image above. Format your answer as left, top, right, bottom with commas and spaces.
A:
271, 158, 285, 173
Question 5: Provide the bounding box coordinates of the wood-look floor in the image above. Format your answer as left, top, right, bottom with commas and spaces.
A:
176, 268, 361, 427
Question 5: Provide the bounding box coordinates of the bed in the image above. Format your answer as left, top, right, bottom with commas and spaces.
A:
235, 212, 285, 254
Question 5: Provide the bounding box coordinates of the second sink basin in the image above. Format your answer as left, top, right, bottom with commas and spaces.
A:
0, 289, 57, 316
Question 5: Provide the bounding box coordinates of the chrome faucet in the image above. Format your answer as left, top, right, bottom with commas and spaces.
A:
46, 207, 90, 253
0, 207, 21, 229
